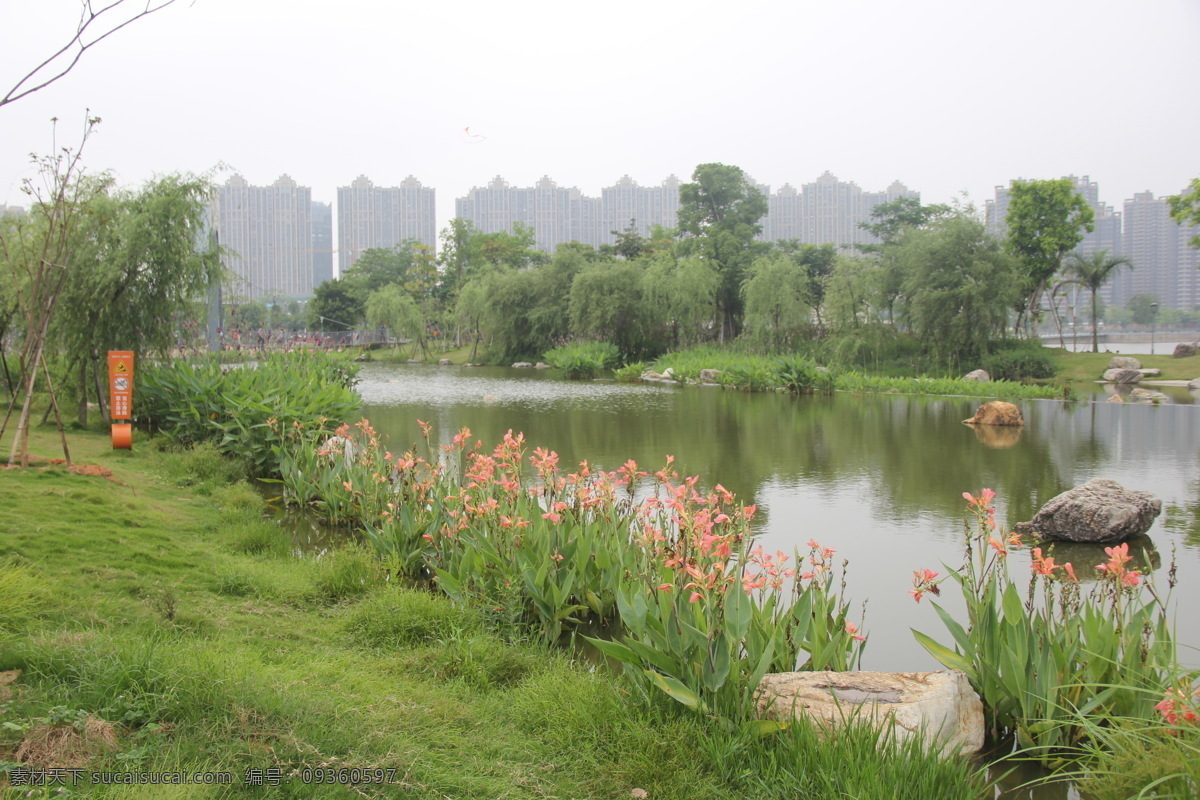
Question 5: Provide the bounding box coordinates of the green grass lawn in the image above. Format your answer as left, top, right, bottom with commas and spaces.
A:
1050, 349, 1200, 383
1, 425, 988, 799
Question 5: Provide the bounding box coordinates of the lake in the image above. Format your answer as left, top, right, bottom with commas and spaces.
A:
356, 363, 1200, 673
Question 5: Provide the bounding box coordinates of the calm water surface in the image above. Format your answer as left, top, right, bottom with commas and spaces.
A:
357, 363, 1200, 673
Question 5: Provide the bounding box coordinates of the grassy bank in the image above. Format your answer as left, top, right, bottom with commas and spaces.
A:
650, 347, 1072, 400
1, 426, 988, 799
1049, 349, 1200, 383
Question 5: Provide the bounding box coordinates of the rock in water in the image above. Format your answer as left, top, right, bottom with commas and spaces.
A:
963, 401, 1023, 426
1018, 478, 1161, 544
1108, 356, 1142, 370
754, 670, 984, 756
1102, 368, 1142, 384
962, 369, 990, 382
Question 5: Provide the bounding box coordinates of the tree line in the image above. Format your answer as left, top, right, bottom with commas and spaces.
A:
312, 163, 1141, 368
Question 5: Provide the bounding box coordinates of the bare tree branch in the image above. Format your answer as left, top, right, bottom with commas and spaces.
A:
2, 0, 180, 109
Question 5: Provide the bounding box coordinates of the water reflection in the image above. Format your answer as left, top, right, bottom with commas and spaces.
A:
355, 363, 1200, 672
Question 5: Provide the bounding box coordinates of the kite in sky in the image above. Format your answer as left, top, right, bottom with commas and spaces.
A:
462, 126, 487, 143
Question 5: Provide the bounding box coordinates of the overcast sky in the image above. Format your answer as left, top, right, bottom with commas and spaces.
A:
3, 0, 1198, 261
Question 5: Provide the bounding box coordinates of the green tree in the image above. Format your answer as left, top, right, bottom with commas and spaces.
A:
1168, 178, 1200, 249
437, 218, 480, 302
1127, 294, 1161, 326
1063, 249, 1133, 352
48, 172, 222, 424
568, 261, 659, 359
366, 284, 423, 356
308, 279, 362, 331
824, 255, 878, 332
858, 196, 951, 252
640, 255, 718, 349
677, 163, 768, 340
343, 243, 417, 296
897, 211, 1018, 368
741, 252, 811, 348
607, 219, 648, 260
1005, 179, 1095, 334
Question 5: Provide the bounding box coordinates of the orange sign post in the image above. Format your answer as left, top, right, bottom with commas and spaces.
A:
108, 351, 134, 449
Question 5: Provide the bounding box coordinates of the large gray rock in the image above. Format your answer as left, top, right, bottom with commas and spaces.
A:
1108, 356, 1142, 370
438, 358, 453, 366
698, 368, 723, 384
1103, 368, 1143, 384
755, 670, 984, 756
962, 369, 990, 382
1018, 478, 1161, 544
511, 362, 533, 368
1173, 343, 1197, 358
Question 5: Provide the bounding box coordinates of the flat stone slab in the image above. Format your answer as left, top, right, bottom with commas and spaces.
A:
755, 670, 984, 756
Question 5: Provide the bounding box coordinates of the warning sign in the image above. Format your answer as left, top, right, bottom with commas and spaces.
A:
108, 351, 135, 422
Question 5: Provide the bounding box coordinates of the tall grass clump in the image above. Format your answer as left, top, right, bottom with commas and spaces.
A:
1063, 680, 1200, 799
137, 350, 361, 477
910, 489, 1180, 759
543, 341, 620, 379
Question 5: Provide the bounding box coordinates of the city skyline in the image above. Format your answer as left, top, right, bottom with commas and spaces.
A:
210, 170, 1200, 309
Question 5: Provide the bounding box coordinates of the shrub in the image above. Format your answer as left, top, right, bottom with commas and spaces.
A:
612, 361, 646, 383
543, 341, 620, 379
137, 351, 361, 478
981, 339, 1058, 382
774, 356, 835, 395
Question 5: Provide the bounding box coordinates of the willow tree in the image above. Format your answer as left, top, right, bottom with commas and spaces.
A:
51, 172, 223, 424
1, 117, 103, 465
898, 211, 1018, 368
677, 163, 768, 341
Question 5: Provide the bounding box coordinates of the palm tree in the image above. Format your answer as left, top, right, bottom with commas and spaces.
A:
1064, 249, 1133, 353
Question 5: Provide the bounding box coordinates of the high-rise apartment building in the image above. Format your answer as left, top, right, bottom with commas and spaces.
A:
987, 177, 1200, 311
601, 175, 682, 240
337, 175, 436, 272
454, 173, 907, 254
1116, 191, 1200, 310
455, 176, 606, 252
215, 174, 313, 301
311, 201, 333, 288
762, 172, 916, 247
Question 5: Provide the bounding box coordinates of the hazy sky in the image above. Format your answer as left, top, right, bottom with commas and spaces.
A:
3, 0, 1198, 259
